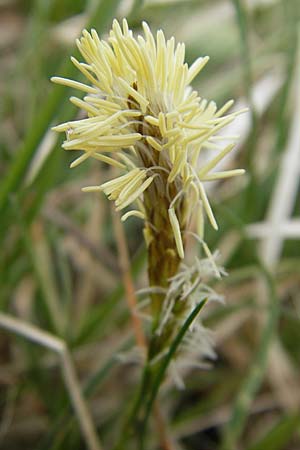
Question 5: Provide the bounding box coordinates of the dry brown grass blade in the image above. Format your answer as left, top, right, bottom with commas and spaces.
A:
0, 313, 103, 450
111, 207, 146, 350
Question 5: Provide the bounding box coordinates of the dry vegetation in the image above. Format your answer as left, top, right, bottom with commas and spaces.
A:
0, 0, 300, 449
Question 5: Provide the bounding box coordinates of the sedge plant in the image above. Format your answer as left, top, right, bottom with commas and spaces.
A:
51, 18, 245, 448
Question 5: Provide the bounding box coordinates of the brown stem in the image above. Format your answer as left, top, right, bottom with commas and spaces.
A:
143, 175, 183, 319
154, 402, 175, 450
111, 207, 146, 350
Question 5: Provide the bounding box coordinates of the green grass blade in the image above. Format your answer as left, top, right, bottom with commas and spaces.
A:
246, 414, 300, 450
230, 0, 258, 173
231, 0, 253, 103
0, 0, 122, 214
13, 207, 67, 336
114, 298, 207, 450
214, 205, 282, 450
141, 299, 208, 439
75, 246, 146, 346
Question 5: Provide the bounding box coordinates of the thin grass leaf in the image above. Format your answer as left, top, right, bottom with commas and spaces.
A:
10, 196, 65, 335
220, 240, 280, 449
113, 298, 207, 450
273, 0, 299, 155
221, 292, 279, 448
75, 246, 146, 346
0, 0, 122, 214
230, 0, 259, 176
246, 413, 300, 450
0, 313, 103, 450
37, 338, 133, 450
231, 0, 253, 105
141, 299, 208, 440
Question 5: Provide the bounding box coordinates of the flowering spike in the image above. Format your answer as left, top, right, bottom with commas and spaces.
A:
168, 208, 184, 259
52, 20, 245, 304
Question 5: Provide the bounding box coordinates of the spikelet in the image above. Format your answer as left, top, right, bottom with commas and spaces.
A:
52, 19, 245, 338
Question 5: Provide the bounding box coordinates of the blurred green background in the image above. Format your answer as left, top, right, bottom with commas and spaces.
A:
0, 0, 300, 449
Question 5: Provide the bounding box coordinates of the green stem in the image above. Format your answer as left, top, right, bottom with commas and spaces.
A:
114, 299, 207, 449
113, 362, 153, 450
139, 298, 208, 449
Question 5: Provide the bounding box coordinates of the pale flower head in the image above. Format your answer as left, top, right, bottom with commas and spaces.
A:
52, 19, 245, 261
